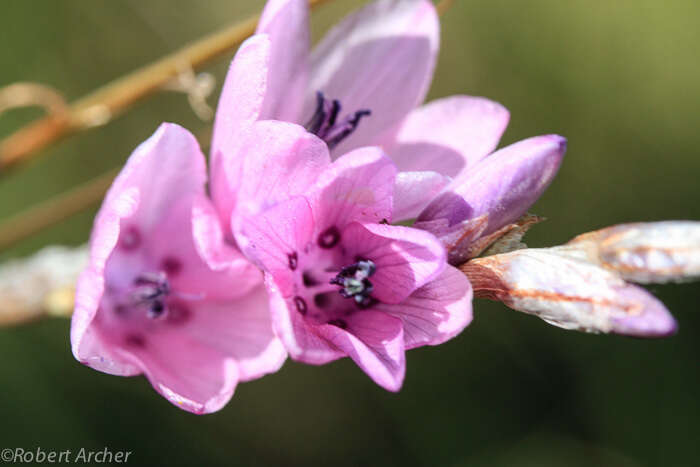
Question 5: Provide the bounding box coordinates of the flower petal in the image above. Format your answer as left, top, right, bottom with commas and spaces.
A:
310, 146, 396, 231
257, 0, 310, 122
417, 134, 566, 238
267, 274, 345, 364
392, 170, 450, 222
236, 196, 315, 296
462, 248, 678, 337
387, 96, 510, 177
120, 332, 240, 414
317, 310, 406, 391
376, 265, 473, 349
341, 222, 446, 304
566, 221, 700, 284
179, 285, 287, 382
210, 34, 271, 171
307, 0, 439, 156
191, 193, 262, 294
235, 120, 330, 217
215, 120, 329, 241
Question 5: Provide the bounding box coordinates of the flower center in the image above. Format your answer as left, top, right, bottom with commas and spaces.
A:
306, 91, 371, 150
330, 259, 376, 308
131, 272, 171, 319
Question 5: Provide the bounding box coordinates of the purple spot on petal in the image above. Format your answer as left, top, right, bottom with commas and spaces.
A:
161, 256, 182, 276
124, 334, 146, 348
113, 304, 128, 317
314, 292, 334, 309
120, 225, 141, 251
166, 303, 191, 325
288, 252, 298, 270
293, 296, 307, 316
302, 271, 319, 287
318, 226, 340, 249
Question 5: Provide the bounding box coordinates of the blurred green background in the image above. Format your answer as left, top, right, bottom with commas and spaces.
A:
1, 1, 698, 466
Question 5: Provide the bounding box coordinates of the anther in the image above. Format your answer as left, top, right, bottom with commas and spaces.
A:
306, 91, 371, 150
331, 259, 377, 308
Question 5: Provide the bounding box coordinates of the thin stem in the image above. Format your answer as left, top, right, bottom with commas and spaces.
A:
0, 169, 118, 251
0, 0, 331, 172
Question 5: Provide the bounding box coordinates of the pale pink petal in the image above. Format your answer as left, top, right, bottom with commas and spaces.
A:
234, 120, 330, 217
257, 0, 310, 122
341, 222, 446, 304
72, 268, 140, 376
179, 286, 287, 381
375, 265, 473, 349
463, 247, 678, 338
191, 193, 262, 293
120, 333, 240, 414
392, 170, 450, 221
210, 34, 271, 171
215, 121, 329, 241
417, 135, 566, 237
307, 0, 439, 155
111, 123, 207, 232
236, 197, 315, 296
317, 310, 405, 391
267, 275, 345, 364
311, 146, 396, 231
387, 96, 510, 177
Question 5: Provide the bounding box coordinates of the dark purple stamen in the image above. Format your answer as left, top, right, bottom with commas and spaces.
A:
133, 273, 170, 318
294, 296, 308, 315
306, 91, 371, 150
318, 226, 341, 249
330, 259, 376, 308
288, 252, 298, 270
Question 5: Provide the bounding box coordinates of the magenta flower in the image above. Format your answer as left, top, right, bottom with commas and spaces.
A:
232, 143, 473, 391
211, 0, 566, 257
71, 124, 286, 414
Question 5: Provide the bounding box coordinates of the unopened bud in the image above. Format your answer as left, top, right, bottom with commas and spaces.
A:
461, 248, 677, 337
567, 221, 700, 283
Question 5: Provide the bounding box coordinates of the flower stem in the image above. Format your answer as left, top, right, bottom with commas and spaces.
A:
0, 0, 332, 173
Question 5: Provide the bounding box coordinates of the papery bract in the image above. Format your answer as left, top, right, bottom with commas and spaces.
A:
462, 247, 677, 337
71, 124, 286, 414
565, 221, 700, 283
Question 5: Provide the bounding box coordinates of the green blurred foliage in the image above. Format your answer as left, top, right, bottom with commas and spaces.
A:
0, 1, 698, 466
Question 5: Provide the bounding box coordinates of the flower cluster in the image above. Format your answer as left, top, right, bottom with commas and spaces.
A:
71, 0, 697, 413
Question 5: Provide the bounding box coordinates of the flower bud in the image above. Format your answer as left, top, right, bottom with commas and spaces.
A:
567, 221, 700, 283
461, 248, 677, 337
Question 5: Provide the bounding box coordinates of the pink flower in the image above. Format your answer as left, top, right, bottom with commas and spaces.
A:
211, 0, 566, 260
415, 135, 567, 264
71, 124, 286, 414
234, 143, 473, 391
